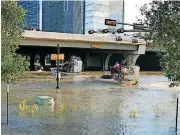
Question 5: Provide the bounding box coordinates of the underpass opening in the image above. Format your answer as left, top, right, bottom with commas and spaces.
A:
108, 54, 125, 70
136, 52, 162, 71
84, 53, 103, 71
17, 46, 137, 71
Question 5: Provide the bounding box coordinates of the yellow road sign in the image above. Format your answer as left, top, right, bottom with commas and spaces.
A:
51, 54, 64, 60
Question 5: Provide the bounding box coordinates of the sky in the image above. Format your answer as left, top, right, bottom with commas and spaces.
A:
124, 0, 152, 29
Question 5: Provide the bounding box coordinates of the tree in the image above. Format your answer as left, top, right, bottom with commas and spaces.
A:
140, 1, 180, 83
1, 1, 28, 83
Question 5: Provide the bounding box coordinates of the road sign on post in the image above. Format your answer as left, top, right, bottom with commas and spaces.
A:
105, 19, 116, 26
56, 44, 60, 89
51, 54, 64, 60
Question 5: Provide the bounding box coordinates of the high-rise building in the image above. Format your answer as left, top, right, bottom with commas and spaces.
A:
18, 0, 124, 34
84, 1, 124, 34
42, 1, 83, 34
73, 1, 85, 34
18, 0, 40, 30
42, 1, 64, 32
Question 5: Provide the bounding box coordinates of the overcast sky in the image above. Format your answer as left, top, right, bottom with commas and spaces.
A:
124, 0, 152, 29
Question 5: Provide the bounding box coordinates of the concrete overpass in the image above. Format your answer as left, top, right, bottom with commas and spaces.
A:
18, 30, 160, 71
20, 30, 147, 51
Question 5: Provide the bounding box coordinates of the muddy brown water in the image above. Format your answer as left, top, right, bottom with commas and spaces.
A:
1, 74, 180, 135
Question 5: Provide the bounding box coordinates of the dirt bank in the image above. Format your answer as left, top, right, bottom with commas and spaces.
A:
17, 71, 164, 81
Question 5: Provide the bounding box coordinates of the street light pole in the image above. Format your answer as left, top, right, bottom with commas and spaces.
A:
56, 44, 60, 89
116, 22, 149, 28
176, 98, 179, 133
7, 85, 9, 125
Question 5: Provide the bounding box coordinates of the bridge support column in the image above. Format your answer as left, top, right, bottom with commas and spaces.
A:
124, 54, 140, 67
30, 53, 35, 71
40, 53, 45, 67
105, 53, 112, 71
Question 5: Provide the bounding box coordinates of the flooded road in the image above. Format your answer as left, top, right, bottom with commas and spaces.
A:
1, 74, 180, 135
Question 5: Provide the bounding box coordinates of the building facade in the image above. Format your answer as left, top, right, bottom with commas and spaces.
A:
18, 0, 40, 30
42, 1, 65, 32
18, 0, 124, 34
84, 1, 124, 34
42, 0, 83, 34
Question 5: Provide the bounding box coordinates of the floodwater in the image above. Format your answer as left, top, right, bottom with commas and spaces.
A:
1, 74, 180, 135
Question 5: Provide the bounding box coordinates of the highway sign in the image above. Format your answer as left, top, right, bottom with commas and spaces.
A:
105, 19, 116, 26
51, 54, 64, 60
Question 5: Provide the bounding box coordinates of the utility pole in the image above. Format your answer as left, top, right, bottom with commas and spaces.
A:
7, 85, 9, 125
56, 44, 60, 89
176, 98, 179, 133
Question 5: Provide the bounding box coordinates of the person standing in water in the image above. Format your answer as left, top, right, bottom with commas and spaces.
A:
111, 62, 120, 76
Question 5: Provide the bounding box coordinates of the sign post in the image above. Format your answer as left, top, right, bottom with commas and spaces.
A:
56, 44, 60, 89
7, 85, 9, 125
176, 98, 179, 133
104, 19, 151, 33
51, 52, 64, 89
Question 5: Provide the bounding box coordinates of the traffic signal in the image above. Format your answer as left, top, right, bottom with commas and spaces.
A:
101, 29, 109, 33
88, 29, 94, 34
132, 39, 138, 43
146, 41, 153, 46
117, 28, 124, 33
116, 36, 122, 41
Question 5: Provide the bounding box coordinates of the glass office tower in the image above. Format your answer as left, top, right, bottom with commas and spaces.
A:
18, 0, 40, 30
73, 1, 85, 34
42, 1, 83, 34
18, 0, 124, 34
42, 1, 65, 32
84, 1, 124, 34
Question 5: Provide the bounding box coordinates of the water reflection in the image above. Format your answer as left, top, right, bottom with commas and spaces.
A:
1, 75, 180, 135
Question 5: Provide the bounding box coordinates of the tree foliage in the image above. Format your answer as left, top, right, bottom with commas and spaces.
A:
1, 1, 28, 83
140, 1, 180, 82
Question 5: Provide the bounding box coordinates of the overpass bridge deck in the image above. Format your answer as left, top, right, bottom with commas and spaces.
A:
22, 30, 146, 45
